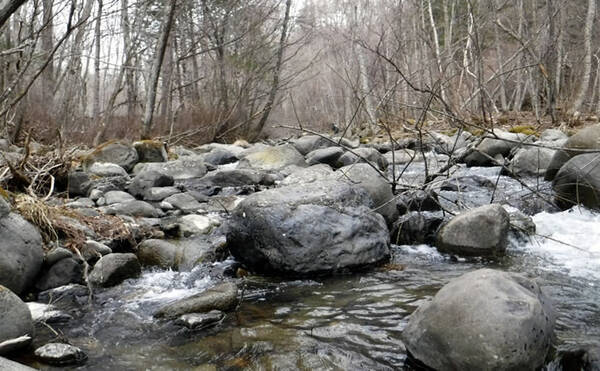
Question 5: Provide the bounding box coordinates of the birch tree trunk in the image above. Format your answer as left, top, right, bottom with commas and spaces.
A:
140, 0, 177, 140
571, 0, 595, 114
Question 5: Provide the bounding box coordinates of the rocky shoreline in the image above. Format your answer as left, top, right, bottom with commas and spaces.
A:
1, 125, 600, 369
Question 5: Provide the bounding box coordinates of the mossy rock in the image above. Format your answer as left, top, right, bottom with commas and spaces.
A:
133, 140, 168, 163
509, 125, 538, 136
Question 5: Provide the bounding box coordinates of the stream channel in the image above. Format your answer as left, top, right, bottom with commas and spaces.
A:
23, 161, 600, 370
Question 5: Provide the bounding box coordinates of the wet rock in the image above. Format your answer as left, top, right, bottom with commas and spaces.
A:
546, 124, 600, 180
35, 258, 83, 291
0, 285, 33, 355
133, 140, 168, 163
402, 269, 554, 370
280, 164, 334, 186
101, 200, 164, 218
37, 284, 89, 305
87, 162, 129, 177
143, 186, 181, 201
134, 156, 208, 180
336, 147, 388, 170
439, 175, 495, 192
44, 247, 73, 267
163, 192, 202, 213
510, 146, 556, 177
82, 140, 138, 172
390, 211, 445, 245
334, 163, 398, 225
175, 310, 225, 329
559, 347, 600, 371
238, 144, 307, 171
464, 130, 531, 167
81, 240, 112, 263
138, 239, 178, 269
35, 343, 87, 366
0, 356, 37, 370
0, 213, 44, 294
227, 180, 390, 275
396, 189, 440, 214
291, 135, 332, 155
138, 237, 225, 271
104, 190, 135, 205
306, 147, 344, 166
553, 153, 600, 210
508, 210, 536, 242
128, 170, 175, 198
155, 282, 238, 319
27, 302, 72, 324
89, 253, 141, 287
436, 204, 509, 256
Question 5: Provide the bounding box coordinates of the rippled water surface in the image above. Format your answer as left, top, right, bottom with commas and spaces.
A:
25, 169, 600, 370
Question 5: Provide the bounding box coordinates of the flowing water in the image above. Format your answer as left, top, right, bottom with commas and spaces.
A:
23, 165, 600, 370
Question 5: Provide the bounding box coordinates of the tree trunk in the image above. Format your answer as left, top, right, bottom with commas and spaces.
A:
92, 0, 103, 143
0, 0, 26, 29
251, 0, 293, 141
571, 0, 595, 114
140, 0, 177, 140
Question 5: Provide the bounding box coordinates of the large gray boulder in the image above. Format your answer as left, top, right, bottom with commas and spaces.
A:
82, 141, 139, 172
552, 153, 600, 209
0, 285, 33, 355
196, 169, 265, 188
510, 146, 556, 177
546, 124, 600, 180
0, 213, 44, 294
436, 204, 510, 256
464, 131, 531, 167
227, 180, 390, 275
333, 163, 398, 225
89, 253, 141, 287
402, 269, 554, 370
238, 144, 307, 171
154, 282, 238, 319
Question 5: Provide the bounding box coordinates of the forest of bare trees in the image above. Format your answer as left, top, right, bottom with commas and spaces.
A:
0, 0, 599, 146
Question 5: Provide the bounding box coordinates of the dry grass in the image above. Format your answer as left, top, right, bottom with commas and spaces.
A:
14, 194, 133, 251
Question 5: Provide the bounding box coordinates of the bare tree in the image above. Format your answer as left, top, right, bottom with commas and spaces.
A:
141, 0, 177, 139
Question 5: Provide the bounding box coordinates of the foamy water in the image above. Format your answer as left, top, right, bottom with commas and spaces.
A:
519, 206, 600, 281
